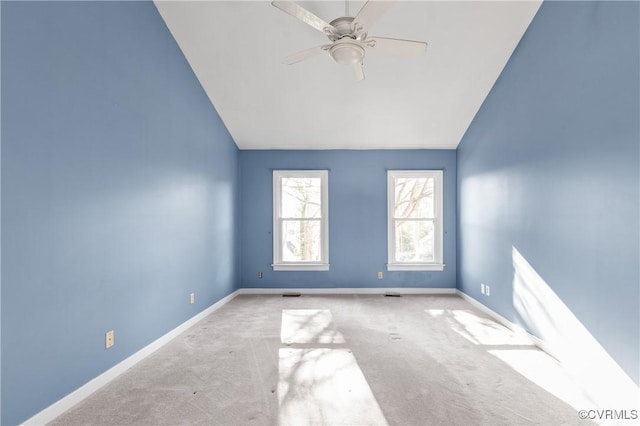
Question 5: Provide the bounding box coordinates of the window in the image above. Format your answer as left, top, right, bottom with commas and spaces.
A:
273, 170, 329, 271
387, 170, 444, 271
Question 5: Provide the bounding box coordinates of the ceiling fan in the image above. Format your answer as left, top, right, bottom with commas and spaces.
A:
272, 0, 428, 81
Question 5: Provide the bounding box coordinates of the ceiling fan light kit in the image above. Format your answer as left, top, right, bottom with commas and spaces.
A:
272, 0, 428, 81
330, 39, 365, 66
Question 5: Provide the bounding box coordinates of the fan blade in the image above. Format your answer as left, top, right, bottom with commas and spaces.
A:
272, 1, 336, 35
367, 37, 427, 58
354, 1, 393, 30
283, 45, 329, 65
352, 62, 365, 81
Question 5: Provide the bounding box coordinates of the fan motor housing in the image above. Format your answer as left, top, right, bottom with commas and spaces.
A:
328, 16, 367, 41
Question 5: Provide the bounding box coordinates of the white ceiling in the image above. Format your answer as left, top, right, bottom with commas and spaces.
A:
154, 1, 541, 150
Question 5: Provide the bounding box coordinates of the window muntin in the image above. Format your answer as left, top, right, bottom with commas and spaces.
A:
388, 170, 444, 271
273, 170, 329, 271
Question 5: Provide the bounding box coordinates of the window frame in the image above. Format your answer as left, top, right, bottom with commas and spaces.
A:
273, 170, 329, 271
387, 170, 445, 271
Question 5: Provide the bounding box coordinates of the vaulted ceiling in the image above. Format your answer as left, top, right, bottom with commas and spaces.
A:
155, 1, 541, 150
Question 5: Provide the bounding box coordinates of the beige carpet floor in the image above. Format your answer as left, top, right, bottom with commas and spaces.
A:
50, 294, 592, 425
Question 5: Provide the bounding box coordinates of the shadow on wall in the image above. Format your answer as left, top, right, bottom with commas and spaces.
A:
512, 246, 639, 411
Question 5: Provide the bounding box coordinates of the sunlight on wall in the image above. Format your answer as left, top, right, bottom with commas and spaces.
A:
278, 309, 387, 425
458, 170, 523, 227
512, 246, 639, 411
281, 309, 346, 344
161, 176, 209, 218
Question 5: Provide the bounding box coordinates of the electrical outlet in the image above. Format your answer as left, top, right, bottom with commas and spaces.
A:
105, 330, 114, 349
485, 285, 491, 296
377, 272, 383, 279
258, 272, 263, 279
480, 283, 485, 295
190, 293, 195, 304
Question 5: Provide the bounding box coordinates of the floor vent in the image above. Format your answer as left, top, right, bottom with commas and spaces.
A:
282, 292, 302, 297
383, 292, 401, 297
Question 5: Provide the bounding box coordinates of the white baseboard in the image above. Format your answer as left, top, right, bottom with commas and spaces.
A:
456, 290, 554, 357
237, 287, 457, 295
22, 289, 241, 426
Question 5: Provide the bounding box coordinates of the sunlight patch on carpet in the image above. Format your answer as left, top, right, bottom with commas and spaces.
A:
278, 348, 388, 426
281, 309, 346, 344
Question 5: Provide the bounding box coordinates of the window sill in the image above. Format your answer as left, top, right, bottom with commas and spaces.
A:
272, 263, 330, 271
387, 263, 445, 272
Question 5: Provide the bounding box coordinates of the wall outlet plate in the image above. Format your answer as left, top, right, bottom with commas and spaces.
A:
485, 285, 490, 296
481, 283, 485, 294
190, 293, 195, 304
105, 330, 114, 349
377, 272, 383, 279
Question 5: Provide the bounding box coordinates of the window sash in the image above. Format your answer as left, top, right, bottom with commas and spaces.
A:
393, 218, 437, 263
273, 170, 329, 270
278, 218, 323, 263
387, 170, 444, 271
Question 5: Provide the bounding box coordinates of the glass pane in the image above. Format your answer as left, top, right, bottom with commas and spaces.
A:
394, 177, 434, 219
282, 220, 322, 262
394, 220, 434, 262
281, 177, 322, 218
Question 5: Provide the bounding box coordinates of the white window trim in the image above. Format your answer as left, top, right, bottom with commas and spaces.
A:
387, 170, 445, 272
386, 263, 445, 272
273, 170, 329, 271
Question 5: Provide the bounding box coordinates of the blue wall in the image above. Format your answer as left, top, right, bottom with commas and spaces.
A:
1, 2, 239, 424
240, 150, 456, 289
457, 1, 639, 384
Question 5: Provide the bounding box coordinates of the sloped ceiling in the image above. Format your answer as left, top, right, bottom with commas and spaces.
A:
155, 1, 541, 149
